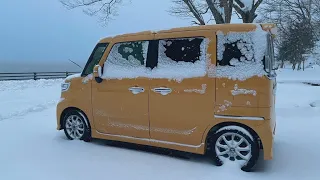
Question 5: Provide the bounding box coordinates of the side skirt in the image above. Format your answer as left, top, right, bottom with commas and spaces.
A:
92, 130, 206, 154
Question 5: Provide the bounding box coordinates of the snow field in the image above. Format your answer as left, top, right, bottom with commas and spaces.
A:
0, 79, 63, 121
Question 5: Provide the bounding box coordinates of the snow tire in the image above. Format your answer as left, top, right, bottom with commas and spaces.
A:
208, 127, 260, 172
63, 110, 92, 142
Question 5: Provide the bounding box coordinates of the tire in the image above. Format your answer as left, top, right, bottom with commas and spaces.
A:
208, 126, 259, 172
63, 110, 91, 142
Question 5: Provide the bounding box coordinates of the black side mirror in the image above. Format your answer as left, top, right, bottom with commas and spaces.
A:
95, 77, 103, 83
93, 65, 103, 83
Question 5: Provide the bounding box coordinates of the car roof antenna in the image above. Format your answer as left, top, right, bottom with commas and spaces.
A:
68, 59, 82, 70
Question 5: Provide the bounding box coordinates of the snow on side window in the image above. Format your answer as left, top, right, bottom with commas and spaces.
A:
161, 38, 202, 63
151, 37, 209, 82
102, 41, 149, 79
214, 24, 268, 81
117, 41, 146, 66
101, 38, 209, 82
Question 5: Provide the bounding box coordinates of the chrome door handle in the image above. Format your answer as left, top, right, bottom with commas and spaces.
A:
152, 87, 172, 95
129, 87, 145, 95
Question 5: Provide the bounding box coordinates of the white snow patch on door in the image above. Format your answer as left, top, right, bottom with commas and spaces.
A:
108, 120, 150, 131
218, 100, 232, 112
184, 84, 207, 94
154, 127, 197, 135
231, 84, 257, 96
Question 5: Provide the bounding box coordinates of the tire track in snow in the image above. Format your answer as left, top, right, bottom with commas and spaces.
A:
0, 100, 58, 121
0, 79, 63, 122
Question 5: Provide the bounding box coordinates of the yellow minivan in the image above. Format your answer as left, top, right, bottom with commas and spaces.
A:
57, 23, 277, 172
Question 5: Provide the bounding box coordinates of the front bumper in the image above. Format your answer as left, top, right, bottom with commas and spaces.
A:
56, 98, 66, 130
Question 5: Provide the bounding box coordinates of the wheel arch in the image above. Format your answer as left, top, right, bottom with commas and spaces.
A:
203, 121, 263, 154
60, 107, 91, 130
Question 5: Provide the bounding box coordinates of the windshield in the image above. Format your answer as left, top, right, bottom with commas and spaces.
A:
82, 43, 109, 76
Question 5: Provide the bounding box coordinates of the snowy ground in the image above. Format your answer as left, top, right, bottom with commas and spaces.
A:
277, 65, 320, 84
0, 70, 320, 180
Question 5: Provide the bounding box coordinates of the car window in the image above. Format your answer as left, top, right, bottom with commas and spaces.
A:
101, 38, 207, 80
153, 37, 207, 80
102, 41, 149, 79
159, 38, 204, 63
218, 41, 253, 67
82, 43, 108, 76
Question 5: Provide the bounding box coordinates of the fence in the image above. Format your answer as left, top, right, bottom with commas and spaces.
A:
0, 72, 80, 81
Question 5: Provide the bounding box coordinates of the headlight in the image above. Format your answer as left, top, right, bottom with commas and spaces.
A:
61, 82, 70, 92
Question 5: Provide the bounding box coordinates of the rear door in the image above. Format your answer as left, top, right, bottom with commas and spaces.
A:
92, 37, 153, 139
148, 31, 216, 146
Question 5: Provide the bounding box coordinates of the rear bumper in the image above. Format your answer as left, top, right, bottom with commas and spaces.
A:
254, 119, 276, 160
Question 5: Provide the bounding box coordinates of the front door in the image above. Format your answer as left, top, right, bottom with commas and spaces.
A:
92, 39, 152, 138
149, 32, 216, 146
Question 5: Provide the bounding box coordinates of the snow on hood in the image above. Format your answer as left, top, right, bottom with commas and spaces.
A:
64, 73, 81, 81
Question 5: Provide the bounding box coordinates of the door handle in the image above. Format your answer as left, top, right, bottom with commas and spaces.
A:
152, 87, 172, 95
128, 87, 145, 94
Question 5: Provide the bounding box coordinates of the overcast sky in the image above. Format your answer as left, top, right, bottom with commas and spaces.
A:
0, 0, 242, 65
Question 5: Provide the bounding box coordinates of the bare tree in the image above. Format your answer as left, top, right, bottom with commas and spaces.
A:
60, 0, 124, 24
170, 0, 263, 25
169, 0, 208, 25
259, 0, 320, 33
233, 0, 263, 23
259, 0, 320, 69
60, 0, 264, 25
206, 0, 234, 24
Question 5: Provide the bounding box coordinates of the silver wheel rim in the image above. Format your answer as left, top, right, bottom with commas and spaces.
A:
65, 115, 85, 139
215, 132, 252, 166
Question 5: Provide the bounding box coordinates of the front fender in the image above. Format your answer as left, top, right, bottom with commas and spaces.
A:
56, 97, 95, 130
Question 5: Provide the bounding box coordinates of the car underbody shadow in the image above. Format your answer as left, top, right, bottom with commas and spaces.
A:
90, 138, 201, 161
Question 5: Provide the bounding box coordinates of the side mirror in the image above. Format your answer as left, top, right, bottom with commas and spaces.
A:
93, 65, 103, 83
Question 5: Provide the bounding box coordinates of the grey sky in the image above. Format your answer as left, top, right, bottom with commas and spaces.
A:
0, 0, 242, 65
